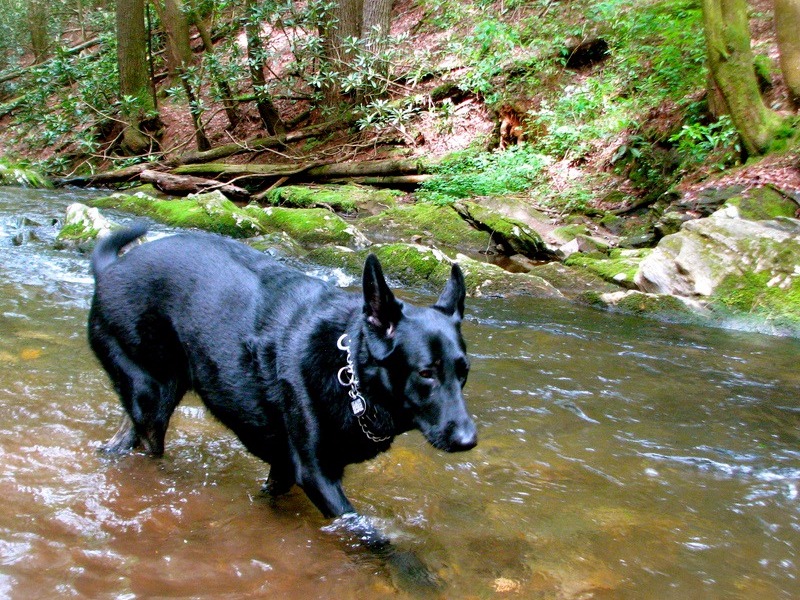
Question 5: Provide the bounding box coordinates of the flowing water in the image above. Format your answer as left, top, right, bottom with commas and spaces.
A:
1, 186, 799, 599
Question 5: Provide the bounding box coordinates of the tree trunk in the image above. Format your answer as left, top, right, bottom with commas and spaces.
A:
775, 0, 800, 108
116, 0, 161, 155
27, 0, 50, 64
701, 0, 782, 155
322, 0, 364, 105
157, 0, 211, 151
195, 17, 241, 129
244, 0, 284, 135
362, 0, 392, 48
140, 169, 250, 201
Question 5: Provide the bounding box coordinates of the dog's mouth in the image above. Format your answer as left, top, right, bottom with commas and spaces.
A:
423, 420, 477, 453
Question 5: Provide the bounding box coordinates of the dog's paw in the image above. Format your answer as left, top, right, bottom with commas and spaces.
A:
386, 548, 444, 594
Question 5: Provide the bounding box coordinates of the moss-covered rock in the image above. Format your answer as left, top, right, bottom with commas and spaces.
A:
724, 186, 798, 221
636, 205, 800, 333
530, 262, 621, 299
307, 243, 563, 298
55, 203, 118, 251
358, 202, 490, 254
708, 270, 800, 334
89, 190, 265, 238
565, 248, 650, 289
264, 184, 401, 214
582, 290, 705, 322
453, 200, 551, 259
244, 204, 370, 249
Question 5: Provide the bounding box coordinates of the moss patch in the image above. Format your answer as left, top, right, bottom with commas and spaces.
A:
265, 184, 401, 214
244, 204, 369, 249
565, 248, 651, 289
89, 191, 264, 238
709, 270, 800, 332
358, 202, 490, 253
453, 200, 549, 258
306, 243, 562, 298
725, 186, 798, 221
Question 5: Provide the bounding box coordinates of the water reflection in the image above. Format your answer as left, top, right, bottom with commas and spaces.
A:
1, 187, 799, 598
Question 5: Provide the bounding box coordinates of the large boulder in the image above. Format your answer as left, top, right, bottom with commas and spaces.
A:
55, 203, 118, 250
357, 202, 491, 255
452, 200, 554, 259
635, 204, 800, 331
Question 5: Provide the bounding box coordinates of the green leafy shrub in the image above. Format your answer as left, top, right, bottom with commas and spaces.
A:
418, 144, 550, 204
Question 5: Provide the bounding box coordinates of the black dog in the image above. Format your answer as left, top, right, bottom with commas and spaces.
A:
88, 226, 476, 548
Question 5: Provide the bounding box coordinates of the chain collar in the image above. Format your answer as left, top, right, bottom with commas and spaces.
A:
336, 333, 391, 443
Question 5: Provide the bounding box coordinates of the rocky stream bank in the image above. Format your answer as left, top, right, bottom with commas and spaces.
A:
57, 181, 800, 337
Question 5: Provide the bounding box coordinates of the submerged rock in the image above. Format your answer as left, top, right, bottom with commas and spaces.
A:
55, 203, 118, 250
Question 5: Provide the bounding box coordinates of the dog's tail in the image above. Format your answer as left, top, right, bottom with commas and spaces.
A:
91, 223, 148, 278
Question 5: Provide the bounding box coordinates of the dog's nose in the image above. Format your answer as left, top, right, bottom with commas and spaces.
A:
447, 421, 477, 452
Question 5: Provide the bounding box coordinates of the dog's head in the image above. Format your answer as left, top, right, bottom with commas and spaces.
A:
361, 254, 477, 452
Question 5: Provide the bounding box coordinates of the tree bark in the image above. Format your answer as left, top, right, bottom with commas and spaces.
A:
362, 0, 392, 49
156, 0, 211, 150
244, 0, 284, 135
195, 17, 241, 129
701, 0, 782, 155
116, 0, 161, 155
140, 169, 250, 201
27, 0, 50, 64
322, 0, 364, 105
775, 0, 800, 108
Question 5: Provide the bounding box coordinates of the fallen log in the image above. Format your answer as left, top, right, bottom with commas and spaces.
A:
325, 175, 434, 187
140, 169, 250, 202
56, 163, 151, 187
172, 157, 430, 181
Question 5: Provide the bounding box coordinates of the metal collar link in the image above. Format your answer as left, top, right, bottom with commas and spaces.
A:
336, 334, 391, 443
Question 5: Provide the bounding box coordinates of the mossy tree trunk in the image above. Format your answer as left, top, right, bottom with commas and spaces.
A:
116, 0, 161, 155
775, 0, 800, 108
701, 0, 783, 155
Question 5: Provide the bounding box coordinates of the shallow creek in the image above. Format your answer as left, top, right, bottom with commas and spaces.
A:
1, 186, 799, 598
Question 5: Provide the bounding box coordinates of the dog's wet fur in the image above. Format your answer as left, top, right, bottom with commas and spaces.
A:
88, 226, 476, 551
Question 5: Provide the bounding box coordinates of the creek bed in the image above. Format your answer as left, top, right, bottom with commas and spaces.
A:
1, 186, 799, 598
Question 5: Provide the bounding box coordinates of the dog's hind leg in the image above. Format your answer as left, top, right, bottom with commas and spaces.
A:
98, 341, 185, 456
102, 413, 139, 454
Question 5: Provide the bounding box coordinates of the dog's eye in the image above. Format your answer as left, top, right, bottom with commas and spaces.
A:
418, 369, 435, 380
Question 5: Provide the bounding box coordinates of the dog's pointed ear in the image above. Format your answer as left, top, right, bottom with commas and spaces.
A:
433, 263, 466, 320
362, 254, 402, 338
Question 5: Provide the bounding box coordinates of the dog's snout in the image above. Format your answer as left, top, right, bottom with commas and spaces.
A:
446, 420, 477, 452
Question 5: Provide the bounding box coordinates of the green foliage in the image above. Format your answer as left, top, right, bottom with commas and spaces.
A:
0, 160, 52, 188
668, 114, 741, 171
418, 144, 549, 204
